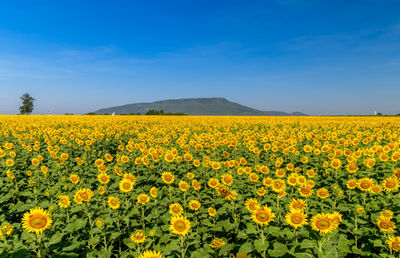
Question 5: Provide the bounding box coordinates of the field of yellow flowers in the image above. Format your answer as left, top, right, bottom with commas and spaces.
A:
1, 115, 400, 257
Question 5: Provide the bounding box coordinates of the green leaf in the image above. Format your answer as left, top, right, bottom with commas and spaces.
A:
294, 252, 314, 258
62, 242, 84, 252
246, 223, 257, 234
268, 242, 288, 257
111, 232, 121, 240
218, 243, 233, 256
123, 238, 136, 249
254, 239, 268, 253
300, 239, 316, 249
46, 233, 64, 247
74, 218, 88, 230
88, 235, 101, 246
239, 241, 253, 254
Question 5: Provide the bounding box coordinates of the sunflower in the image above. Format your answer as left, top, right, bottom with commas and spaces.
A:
6, 170, 15, 180
96, 218, 104, 228
211, 162, 221, 170
251, 206, 275, 226
382, 177, 399, 192
285, 210, 308, 229
355, 205, 365, 213
297, 176, 306, 185
287, 174, 298, 186
208, 207, 216, 217
262, 177, 273, 187
41, 166, 48, 174
108, 196, 120, 209
69, 174, 80, 184
329, 211, 342, 229
189, 200, 201, 211
186, 172, 194, 180
289, 198, 306, 211
357, 178, 373, 192
298, 186, 313, 198
136, 250, 165, 258
131, 230, 146, 244
345, 163, 358, 174
208, 178, 220, 188
376, 217, 396, 233
393, 169, 400, 179
306, 169, 316, 178
387, 236, 400, 252
0, 224, 13, 239
73, 188, 94, 204
245, 198, 260, 213
209, 238, 225, 249
98, 186, 106, 195
137, 194, 150, 205
169, 203, 184, 216
164, 153, 175, 163
161, 172, 175, 185
169, 216, 191, 236
97, 173, 110, 184
310, 213, 334, 234
104, 153, 113, 162
58, 195, 71, 208
346, 179, 357, 189
256, 187, 267, 196
249, 173, 259, 182
317, 188, 329, 199
275, 169, 286, 178
149, 187, 158, 198
119, 179, 134, 193
364, 158, 376, 168
192, 180, 201, 190
5, 159, 14, 167
370, 184, 382, 194
178, 181, 190, 192
221, 174, 234, 185
22, 207, 52, 235
123, 173, 137, 184
380, 210, 394, 219
271, 179, 286, 193
31, 158, 40, 166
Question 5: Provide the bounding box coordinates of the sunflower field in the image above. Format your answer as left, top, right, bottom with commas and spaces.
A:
1, 115, 400, 257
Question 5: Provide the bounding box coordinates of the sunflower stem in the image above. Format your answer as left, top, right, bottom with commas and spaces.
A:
179, 236, 187, 258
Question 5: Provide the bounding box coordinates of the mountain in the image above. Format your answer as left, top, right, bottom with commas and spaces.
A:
93, 98, 308, 116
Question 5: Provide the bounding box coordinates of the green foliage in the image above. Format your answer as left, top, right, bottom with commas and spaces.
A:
19, 93, 35, 115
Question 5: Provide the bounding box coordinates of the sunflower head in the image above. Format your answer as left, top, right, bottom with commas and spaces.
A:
169, 216, 191, 236
169, 203, 184, 216
161, 172, 175, 184
137, 250, 165, 258
22, 207, 52, 235
108, 196, 120, 210
119, 178, 134, 193
58, 195, 71, 208
251, 206, 275, 226
130, 230, 146, 244
387, 236, 400, 252
285, 210, 308, 229
310, 213, 334, 234
209, 238, 225, 249
137, 194, 150, 205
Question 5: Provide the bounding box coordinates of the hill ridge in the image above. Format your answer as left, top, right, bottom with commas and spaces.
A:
93, 97, 307, 116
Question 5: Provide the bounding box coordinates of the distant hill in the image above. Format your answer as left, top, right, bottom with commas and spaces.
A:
93, 98, 308, 116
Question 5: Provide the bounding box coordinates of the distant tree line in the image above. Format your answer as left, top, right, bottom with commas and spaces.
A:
144, 109, 187, 116
85, 110, 187, 116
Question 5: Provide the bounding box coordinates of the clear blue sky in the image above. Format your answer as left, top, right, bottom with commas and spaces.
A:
1, 0, 400, 115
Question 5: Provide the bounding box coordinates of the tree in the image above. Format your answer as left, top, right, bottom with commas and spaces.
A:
19, 93, 35, 114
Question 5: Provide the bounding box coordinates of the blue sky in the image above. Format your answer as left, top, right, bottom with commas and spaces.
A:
1, 0, 400, 115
